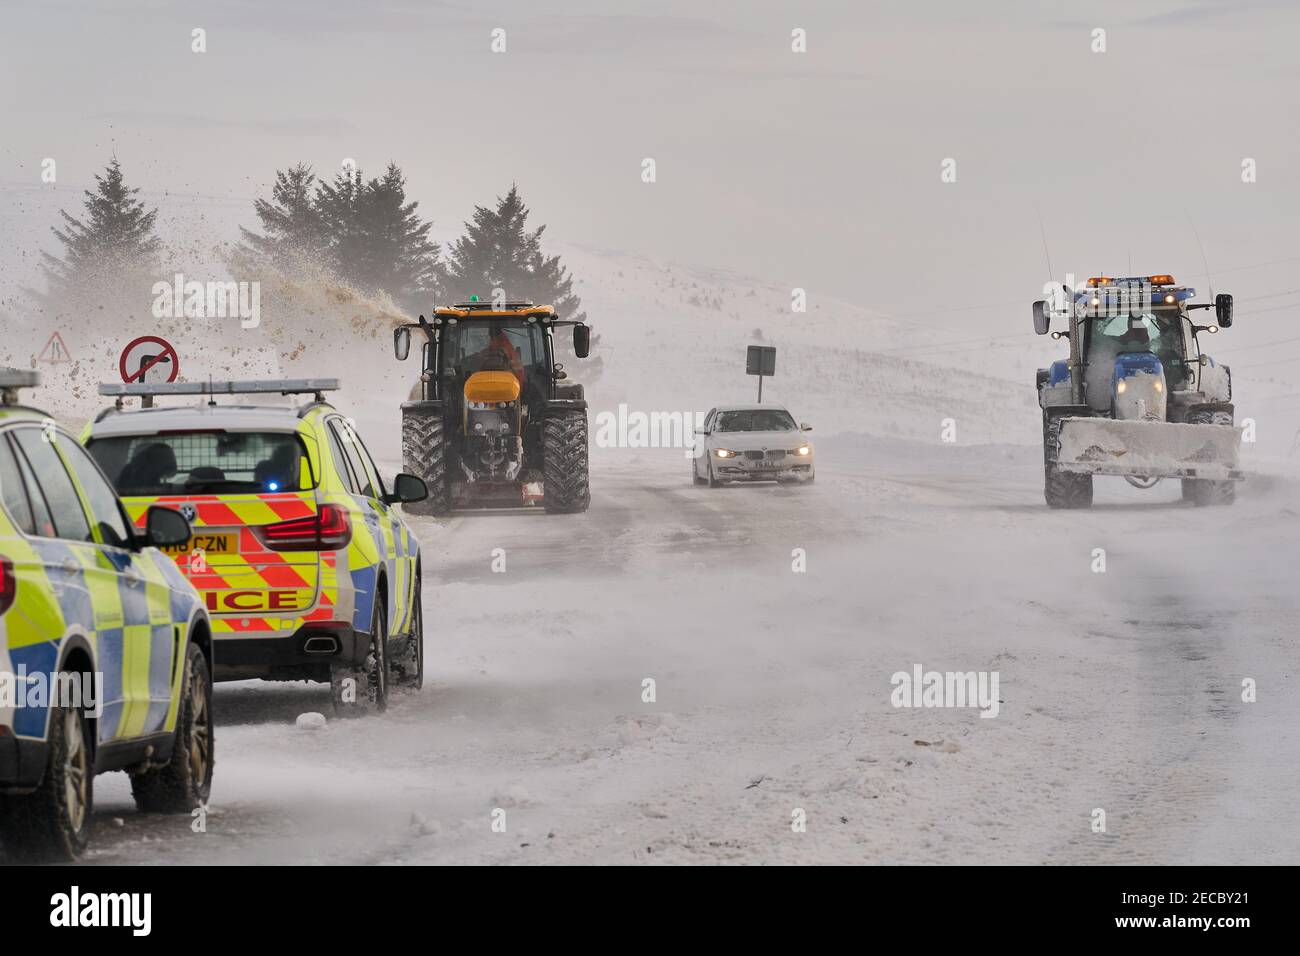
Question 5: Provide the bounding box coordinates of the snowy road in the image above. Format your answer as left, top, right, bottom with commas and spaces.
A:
81, 438, 1300, 865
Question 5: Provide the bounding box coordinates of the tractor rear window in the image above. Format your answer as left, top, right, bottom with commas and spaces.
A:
87, 432, 315, 496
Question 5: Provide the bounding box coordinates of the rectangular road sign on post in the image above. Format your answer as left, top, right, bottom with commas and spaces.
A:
746, 345, 776, 402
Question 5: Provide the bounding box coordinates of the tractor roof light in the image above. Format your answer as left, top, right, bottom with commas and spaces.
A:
1086, 276, 1115, 287
1148, 274, 1176, 286
1164, 294, 1176, 304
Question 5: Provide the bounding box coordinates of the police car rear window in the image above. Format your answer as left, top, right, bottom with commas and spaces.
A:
88, 431, 316, 496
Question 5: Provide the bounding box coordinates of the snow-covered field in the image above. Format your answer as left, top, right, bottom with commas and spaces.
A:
75, 435, 1300, 865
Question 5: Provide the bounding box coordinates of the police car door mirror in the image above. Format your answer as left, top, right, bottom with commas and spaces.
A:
573, 324, 591, 359
1032, 300, 1050, 335
1215, 293, 1234, 328
385, 473, 428, 505
145, 506, 191, 549
394, 327, 411, 361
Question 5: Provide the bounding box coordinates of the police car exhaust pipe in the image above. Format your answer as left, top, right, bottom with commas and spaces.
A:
303, 636, 340, 655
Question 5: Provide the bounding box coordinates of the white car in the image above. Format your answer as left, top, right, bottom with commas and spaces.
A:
692, 404, 814, 486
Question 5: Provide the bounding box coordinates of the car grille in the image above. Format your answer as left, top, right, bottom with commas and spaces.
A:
743, 451, 764, 460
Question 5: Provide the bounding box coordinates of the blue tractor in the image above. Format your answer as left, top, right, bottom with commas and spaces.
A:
1033, 275, 1242, 508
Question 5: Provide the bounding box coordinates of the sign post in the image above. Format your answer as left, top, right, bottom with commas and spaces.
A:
746, 345, 776, 402
119, 336, 180, 408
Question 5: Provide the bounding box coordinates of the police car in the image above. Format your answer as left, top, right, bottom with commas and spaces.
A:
0, 370, 213, 861
85, 380, 427, 714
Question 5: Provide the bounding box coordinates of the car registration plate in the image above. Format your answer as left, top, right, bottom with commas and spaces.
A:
161, 534, 236, 555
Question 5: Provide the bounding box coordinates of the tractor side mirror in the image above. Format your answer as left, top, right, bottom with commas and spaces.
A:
1215, 293, 1233, 328
573, 324, 591, 359
384, 473, 428, 505
1032, 300, 1050, 335
394, 327, 411, 361
144, 506, 192, 549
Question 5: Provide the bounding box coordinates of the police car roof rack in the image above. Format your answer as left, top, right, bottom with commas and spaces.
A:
0, 369, 41, 407
98, 379, 340, 409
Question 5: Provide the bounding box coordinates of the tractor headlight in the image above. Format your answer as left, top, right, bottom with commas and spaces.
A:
715, 448, 738, 458
1153, 380, 1163, 392
1116, 380, 1127, 394
795, 444, 811, 456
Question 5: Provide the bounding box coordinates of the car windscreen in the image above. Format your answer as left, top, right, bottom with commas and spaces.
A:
715, 410, 797, 433
87, 431, 315, 496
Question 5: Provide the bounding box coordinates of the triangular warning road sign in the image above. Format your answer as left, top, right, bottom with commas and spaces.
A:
36, 331, 72, 364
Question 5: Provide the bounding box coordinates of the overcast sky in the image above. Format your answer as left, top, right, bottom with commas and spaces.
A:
3, 0, 1299, 332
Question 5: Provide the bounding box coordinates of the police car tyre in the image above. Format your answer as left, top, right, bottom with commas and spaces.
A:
0, 694, 92, 861
332, 597, 388, 716
543, 410, 590, 514
1043, 417, 1093, 509
130, 643, 213, 813
1181, 410, 1236, 507
401, 411, 450, 516
392, 572, 424, 691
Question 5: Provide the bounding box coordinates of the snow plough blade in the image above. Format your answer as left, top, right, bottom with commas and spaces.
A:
1052, 417, 1243, 480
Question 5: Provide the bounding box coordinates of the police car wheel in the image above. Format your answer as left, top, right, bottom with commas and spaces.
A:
332, 600, 389, 716
392, 582, 424, 691
0, 696, 93, 861
131, 643, 214, 813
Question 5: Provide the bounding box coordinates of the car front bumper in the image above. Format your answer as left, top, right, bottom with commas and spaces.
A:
714, 452, 814, 481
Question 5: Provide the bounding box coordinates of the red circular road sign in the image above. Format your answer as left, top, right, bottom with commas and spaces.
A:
119, 336, 180, 384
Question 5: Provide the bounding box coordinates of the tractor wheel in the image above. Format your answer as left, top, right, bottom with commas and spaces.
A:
543, 410, 590, 514
401, 408, 450, 516
1184, 410, 1237, 507
1043, 418, 1092, 509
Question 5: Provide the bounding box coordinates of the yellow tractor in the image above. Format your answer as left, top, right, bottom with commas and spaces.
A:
393, 299, 592, 514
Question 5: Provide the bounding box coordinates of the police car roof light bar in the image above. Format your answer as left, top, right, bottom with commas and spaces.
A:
0, 369, 41, 407
98, 379, 340, 409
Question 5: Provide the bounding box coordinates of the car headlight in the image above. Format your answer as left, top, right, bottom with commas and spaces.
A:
714, 448, 738, 458
795, 444, 811, 456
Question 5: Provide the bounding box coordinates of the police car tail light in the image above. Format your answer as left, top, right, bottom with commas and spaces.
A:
254, 505, 352, 552
0, 557, 14, 616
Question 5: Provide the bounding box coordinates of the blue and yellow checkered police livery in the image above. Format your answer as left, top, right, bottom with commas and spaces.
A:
85, 379, 426, 715
1, 370, 214, 861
